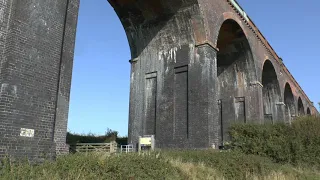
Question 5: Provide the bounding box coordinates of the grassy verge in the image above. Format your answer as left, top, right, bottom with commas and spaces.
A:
0, 153, 184, 180
162, 150, 320, 180
1, 151, 319, 180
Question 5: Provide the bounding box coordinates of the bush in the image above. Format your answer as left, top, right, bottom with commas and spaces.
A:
229, 116, 320, 168
66, 128, 128, 146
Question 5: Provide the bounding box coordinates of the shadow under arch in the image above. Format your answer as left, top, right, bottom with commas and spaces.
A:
213, 12, 259, 79
284, 83, 296, 123
262, 60, 282, 123
108, 0, 199, 58
216, 19, 256, 144
298, 97, 305, 116
307, 107, 311, 115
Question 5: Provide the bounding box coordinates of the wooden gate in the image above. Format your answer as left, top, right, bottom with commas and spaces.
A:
73, 141, 118, 153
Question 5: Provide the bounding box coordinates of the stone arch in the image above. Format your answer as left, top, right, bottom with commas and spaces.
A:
55, 0, 203, 153
307, 107, 311, 115
109, 0, 199, 58
284, 83, 295, 123
214, 12, 250, 47
213, 12, 258, 80
262, 60, 282, 123
216, 19, 256, 143
298, 97, 305, 116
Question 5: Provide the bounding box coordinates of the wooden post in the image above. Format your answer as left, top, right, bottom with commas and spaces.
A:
110, 142, 113, 153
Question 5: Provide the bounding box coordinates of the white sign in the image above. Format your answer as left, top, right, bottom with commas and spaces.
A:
20, 128, 35, 137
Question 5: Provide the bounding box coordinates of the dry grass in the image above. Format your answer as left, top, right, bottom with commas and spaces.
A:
168, 157, 313, 180
170, 158, 223, 180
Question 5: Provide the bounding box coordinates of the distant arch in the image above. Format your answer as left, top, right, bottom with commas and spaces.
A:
297, 97, 305, 116
262, 60, 282, 123
284, 83, 295, 123
307, 107, 311, 115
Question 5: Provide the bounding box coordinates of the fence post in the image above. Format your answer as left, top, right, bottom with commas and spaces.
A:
113, 141, 117, 153
110, 142, 113, 153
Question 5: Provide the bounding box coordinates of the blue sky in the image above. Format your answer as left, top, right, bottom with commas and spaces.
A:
68, 0, 319, 136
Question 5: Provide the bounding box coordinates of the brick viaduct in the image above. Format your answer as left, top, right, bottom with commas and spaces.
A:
0, 0, 317, 160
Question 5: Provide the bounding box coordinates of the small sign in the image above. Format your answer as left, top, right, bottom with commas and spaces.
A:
20, 128, 35, 137
139, 137, 152, 145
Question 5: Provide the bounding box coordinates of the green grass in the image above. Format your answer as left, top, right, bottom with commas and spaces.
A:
0, 153, 184, 180
0, 151, 319, 180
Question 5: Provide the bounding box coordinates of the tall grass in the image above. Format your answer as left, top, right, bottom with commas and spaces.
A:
1, 151, 319, 180
0, 153, 184, 180
162, 150, 319, 180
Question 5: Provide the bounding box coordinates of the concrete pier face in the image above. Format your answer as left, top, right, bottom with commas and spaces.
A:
0, 0, 317, 160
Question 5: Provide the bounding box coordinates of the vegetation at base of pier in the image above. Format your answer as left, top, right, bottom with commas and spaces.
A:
1, 151, 319, 180
229, 116, 320, 169
1, 116, 320, 180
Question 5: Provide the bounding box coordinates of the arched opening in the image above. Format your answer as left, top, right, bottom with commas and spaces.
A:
284, 83, 295, 123
68, 1, 130, 139
262, 60, 282, 123
307, 108, 311, 115
298, 97, 305, 116
217, 19, 256, 143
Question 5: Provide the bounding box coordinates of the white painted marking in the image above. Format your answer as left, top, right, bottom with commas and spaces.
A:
20, 128, 35, 138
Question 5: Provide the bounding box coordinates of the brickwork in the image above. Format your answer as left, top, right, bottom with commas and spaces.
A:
54, 0, 79, 155
0, 0, 317, 160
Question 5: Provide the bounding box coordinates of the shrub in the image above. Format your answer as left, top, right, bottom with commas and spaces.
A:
66, 129, 128, 146
229, 116, 320, 168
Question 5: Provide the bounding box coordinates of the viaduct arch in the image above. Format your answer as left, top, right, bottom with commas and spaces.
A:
261, 60, 283, 123
284, 83, 296, 123
0, 0, 317, 160
216, 19, 256, 142
298, 97, 305, 116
